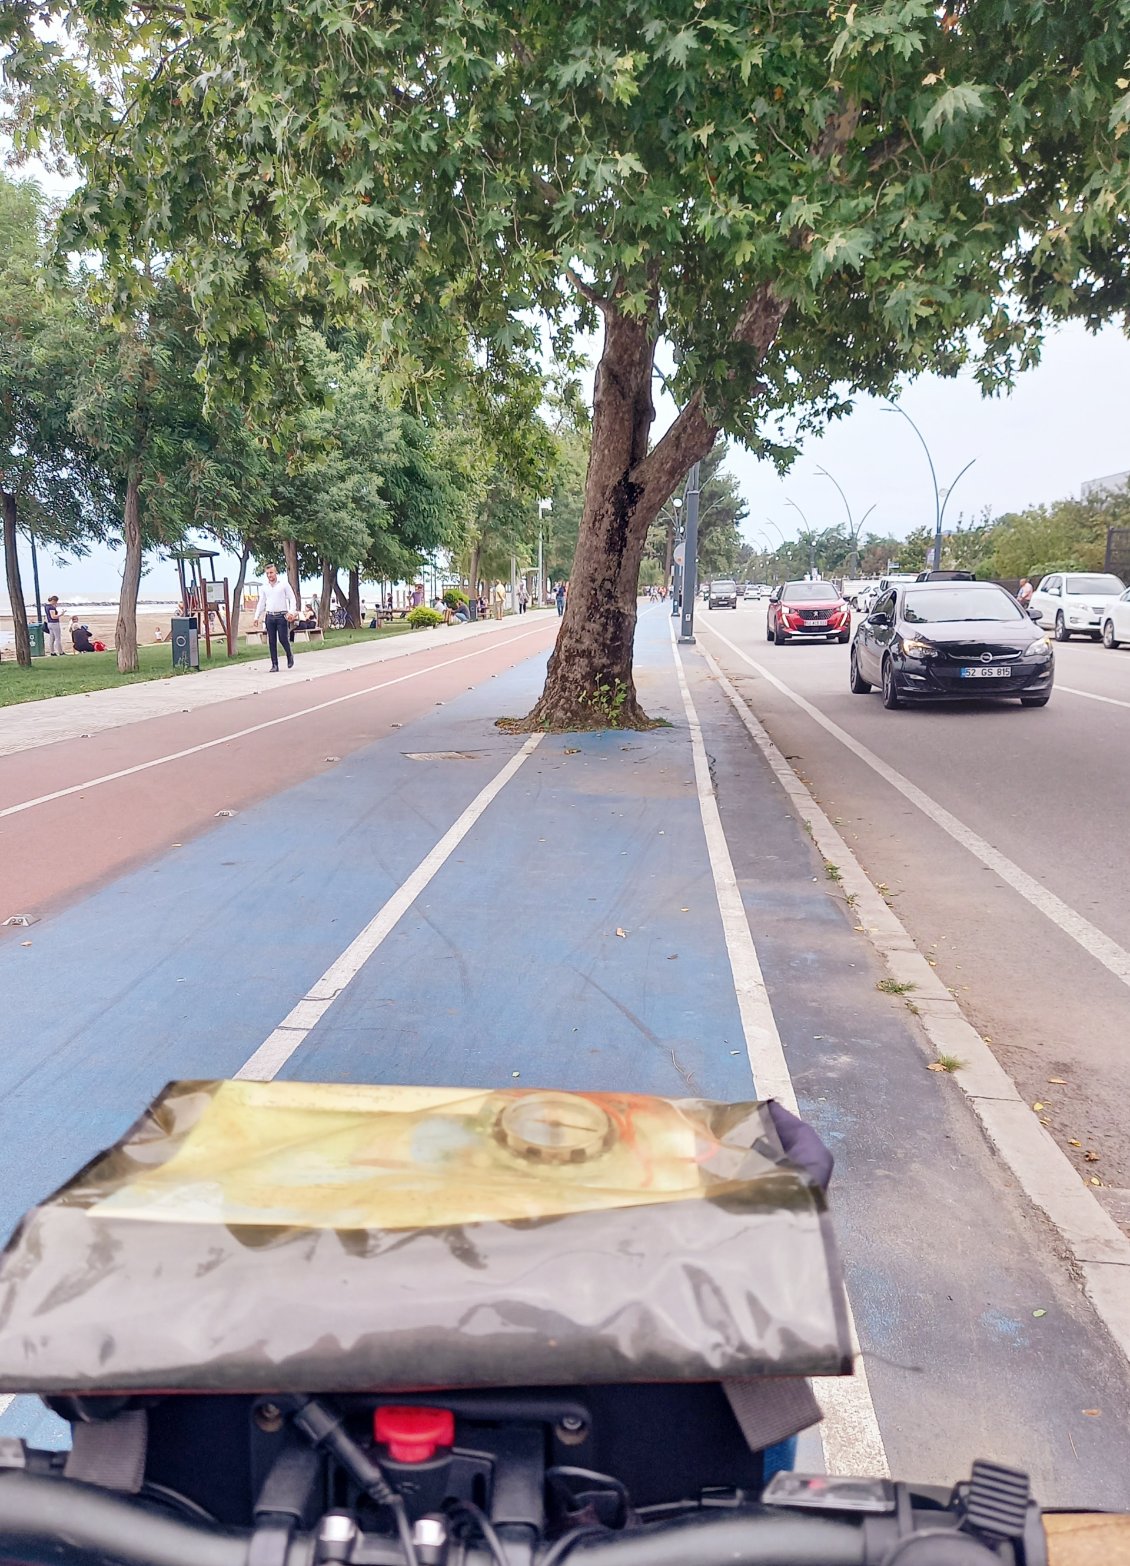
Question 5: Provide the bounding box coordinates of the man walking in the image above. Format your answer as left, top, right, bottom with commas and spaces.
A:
44, 595, 64, 655
252, 565, 298, 671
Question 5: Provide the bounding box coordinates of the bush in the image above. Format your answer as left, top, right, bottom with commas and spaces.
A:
442, 587, 468, 609
406, 605, 444, 629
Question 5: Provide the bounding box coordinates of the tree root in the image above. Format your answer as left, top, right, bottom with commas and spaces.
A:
497, 696, 667, 734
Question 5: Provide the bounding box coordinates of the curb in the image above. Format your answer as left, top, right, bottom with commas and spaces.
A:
697, 640, 1130, 1368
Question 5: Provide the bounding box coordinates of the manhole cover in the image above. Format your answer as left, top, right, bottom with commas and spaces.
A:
404, 751, 486, 761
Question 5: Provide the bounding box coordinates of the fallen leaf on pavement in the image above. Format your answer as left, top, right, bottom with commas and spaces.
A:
1069, 1139, 1081, 1147
1048, 1077, 1067, 1085
926, 1063, 947, 1072
1083, 1410, 1101, 1417
564, 747, 580, 755
1085, 1151, 1100, 1162
1033, 1102, 1044, 1111
667, 954, 678, 961
1090, 1177, 1102, 1186
615, 928, 627, 938
680, 907, 689, 912
20, 941, 32, 948
1032, 1309, 1046, 1318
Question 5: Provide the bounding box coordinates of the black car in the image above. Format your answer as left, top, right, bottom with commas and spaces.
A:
850, 580, 1054, 709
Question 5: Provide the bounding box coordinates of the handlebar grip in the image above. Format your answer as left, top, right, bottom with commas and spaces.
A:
0, 1470, 276, 1566
1044, 1513, 1130, 1566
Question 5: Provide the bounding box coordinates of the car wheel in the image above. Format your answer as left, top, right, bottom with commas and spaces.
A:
1054, 612, 1070, 641
881, 657, 901, 709
1088, 631, 1102, 642
765, 622, 774, 643
1020, 695, 1051, 707
849, 647, 872, 695
1103, 619, 1120, 649
774, 622, 787, 645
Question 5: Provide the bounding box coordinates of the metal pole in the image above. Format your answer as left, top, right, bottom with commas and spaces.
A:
884, 402, 941, 568
510, 553, 517, 615
938, 458, 977, 535
537, 529, 543, 605
679, 462, 702, 644
28, 524, 43, 626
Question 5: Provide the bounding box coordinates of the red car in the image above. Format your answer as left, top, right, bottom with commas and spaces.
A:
766, 580, 851, 644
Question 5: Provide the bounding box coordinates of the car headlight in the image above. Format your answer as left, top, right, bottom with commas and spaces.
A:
1023, 637, 1052, 657
901, 637, 939, 659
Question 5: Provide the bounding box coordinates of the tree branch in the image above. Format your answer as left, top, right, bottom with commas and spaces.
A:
565, 266, 610, 313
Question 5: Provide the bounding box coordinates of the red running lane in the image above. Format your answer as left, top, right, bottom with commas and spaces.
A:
0, 622, 556, 926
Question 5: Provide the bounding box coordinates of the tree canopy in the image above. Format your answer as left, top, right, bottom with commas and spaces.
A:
5, 0, 1130, 719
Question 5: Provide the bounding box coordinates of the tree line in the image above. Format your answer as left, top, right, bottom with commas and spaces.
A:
1, 172, 590, 673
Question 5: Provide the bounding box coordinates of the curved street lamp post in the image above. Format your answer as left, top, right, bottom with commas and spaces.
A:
884, 403, 976, 570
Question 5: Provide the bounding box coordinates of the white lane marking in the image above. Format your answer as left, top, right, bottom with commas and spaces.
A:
699, 639, 1130, 1370
0, 627, 549, 822
1057, 684, 1130, 711
669, 623, 889, 1478
235, 734, 544, 1080
703, 621, 1130, 991
0, 1395, 11, 1418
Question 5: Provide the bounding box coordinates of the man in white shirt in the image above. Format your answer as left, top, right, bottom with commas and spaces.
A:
252, 565, 298, 671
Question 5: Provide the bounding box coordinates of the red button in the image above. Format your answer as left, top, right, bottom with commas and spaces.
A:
374, 1406, 454, 1464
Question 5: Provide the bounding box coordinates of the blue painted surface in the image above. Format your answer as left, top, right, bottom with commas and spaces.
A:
0, 609, 752, 1442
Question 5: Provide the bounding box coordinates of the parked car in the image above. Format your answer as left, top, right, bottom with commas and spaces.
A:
1101, 586, 1130, 649
856, 573, 916, 613
708, 578, 739, 608
914, 570, 976, 582
1028, 571, 1126, 641
765, 581, 850, 644
850, 580, 1054, 709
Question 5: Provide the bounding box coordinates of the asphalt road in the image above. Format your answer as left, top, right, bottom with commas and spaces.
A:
3, 607, 1130, 1504
698, 600, 1130, 1207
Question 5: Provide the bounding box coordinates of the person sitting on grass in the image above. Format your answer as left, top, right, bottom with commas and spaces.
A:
70, 617, 95, 653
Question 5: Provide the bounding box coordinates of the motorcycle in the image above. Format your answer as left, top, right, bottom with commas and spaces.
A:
0, 1082, 1121, 1566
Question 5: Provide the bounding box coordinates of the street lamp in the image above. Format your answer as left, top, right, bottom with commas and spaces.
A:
784, 498, 817, 577
883, 402, 976, 570
816, 466, 876, 577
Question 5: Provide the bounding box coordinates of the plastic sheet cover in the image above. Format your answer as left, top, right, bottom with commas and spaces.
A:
0, 1081, 852, 1393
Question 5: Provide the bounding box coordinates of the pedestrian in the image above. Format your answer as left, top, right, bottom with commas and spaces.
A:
252, 564, 298, 671
555, 581, 566, 616
43, 595, 64, 655
1018, 577, 1034, 609
494, 581, 506, 620
518, 581, 529, 615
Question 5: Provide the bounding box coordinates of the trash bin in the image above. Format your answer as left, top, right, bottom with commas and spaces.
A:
27, 624, 45, 658
171, 615, 199, 670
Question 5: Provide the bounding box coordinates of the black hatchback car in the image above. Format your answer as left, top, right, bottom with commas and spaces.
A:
850, 581, 1054, 709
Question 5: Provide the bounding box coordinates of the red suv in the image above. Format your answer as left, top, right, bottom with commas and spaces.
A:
766, 581, 851, 644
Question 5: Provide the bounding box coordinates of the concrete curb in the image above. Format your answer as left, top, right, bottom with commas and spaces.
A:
697, 641, 1130, 1369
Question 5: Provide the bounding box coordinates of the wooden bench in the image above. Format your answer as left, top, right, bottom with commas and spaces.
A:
292, 626, 324, 643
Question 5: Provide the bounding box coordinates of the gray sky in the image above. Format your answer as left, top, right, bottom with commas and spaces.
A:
8, 153, 1130, 595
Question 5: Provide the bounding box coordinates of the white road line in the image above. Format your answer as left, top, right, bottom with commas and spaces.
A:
703, 621, 1130, 991
1058, 684, 1130, 711
669, 623, 889, 1479
697, 637, 1130, 1371
0, 627, 548, 822
235, 734, 544, 1081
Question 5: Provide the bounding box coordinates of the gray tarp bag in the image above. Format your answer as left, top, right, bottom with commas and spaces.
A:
0, 1081, 853, 1395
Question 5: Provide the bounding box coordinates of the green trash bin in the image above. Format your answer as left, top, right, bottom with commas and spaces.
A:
27, 623, 45, 658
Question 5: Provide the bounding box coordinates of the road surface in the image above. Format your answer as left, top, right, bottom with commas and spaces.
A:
698, 602, 1130, 1204
1, 606, 1128, 1505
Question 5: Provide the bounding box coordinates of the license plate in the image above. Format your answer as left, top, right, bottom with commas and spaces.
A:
807, 619, 827, 628
960, 665, 1011, 679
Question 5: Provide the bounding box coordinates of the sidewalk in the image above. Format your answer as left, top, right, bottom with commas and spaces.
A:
0, 610, 544, 758
1, 606, 1129, 1501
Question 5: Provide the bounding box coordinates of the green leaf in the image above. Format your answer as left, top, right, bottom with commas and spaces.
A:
922, 84, 992, 141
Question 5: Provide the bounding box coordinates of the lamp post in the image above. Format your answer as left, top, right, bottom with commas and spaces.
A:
784, 498, 817, 577
816, 466, 876, 577
537, 497, 552, 604
678, 463, 702, 644
884, 402, 976, 570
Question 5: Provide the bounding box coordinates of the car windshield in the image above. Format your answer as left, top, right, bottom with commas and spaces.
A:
1066, 575, 1124, 595
712, 581, 737, 590
902, 586, 1024, 623
782, 583, 838, 602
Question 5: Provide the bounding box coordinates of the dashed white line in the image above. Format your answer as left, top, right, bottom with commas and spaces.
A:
702, 620, 1130, 992
0, 628, 549, 822
1057, 684, 1130, 711
669, 621, 889, 1479
235, 734, 544, 1081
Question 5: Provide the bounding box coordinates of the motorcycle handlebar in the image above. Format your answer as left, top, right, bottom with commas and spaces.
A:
3, 1468, 1128, 1566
